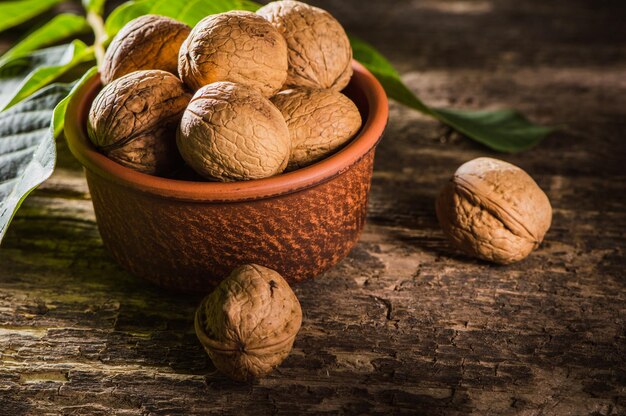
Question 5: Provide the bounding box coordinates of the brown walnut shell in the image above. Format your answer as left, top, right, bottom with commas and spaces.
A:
436, 157, 552, 264
271, 88, 362, 170
101, 15, 191, 84
178, 11, 288, 96
194, 264, 302, 382
87, 70, 191, 175
177, 81, 290, 182
257, 0, 353, 91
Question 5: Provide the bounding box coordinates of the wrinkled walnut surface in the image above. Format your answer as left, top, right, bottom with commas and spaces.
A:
271, 88, 361, 169
88, 70, 191, 175
101, 15, 190, 85
436, 157, 552, 264
177, 81, 290, 182
195, 264, 302, 382
257, 0, 353, 91
178, 11, 288, 96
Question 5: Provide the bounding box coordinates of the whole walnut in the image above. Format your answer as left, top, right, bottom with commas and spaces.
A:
178, 11, 288, 96
88, 70, 191, 175
436, 157, 552, 264
177, 81, 290, 181
271, 88, 362, 169
195, 264, 302, 382
101, 15, 191, 84
257, 0, 353, 91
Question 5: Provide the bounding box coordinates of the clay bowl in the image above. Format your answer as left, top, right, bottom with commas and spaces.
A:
64, 61, 388, 293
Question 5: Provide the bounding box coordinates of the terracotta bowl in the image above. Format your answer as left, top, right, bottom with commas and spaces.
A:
64, 61, 388, 293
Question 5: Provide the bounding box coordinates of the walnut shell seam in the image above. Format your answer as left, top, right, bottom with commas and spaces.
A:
453, 178, 542, 244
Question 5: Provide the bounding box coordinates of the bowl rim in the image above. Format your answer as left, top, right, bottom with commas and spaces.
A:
64, 61, 389, 202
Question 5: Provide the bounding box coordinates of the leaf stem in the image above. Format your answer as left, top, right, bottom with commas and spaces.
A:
86, 11, 106, 67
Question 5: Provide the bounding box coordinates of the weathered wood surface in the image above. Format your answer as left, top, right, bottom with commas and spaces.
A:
1, 0, 625, 415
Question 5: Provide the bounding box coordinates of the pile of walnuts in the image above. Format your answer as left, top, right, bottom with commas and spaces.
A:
86, 1, 365, 382
88, 1, 362, 181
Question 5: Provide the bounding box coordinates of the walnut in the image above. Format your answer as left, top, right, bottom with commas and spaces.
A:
271, 88, 361, 169
194, 264, 302, 382
176, 81, 290, 181
101, 15, 191, 85
257, 0, 353, 91
178, 11, 288, 97
87, 70, 191, 175
436, 157, 552, 264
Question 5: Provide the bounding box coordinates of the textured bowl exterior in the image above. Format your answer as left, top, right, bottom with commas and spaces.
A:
86, 152, 373, 291
65, 62, 388, 293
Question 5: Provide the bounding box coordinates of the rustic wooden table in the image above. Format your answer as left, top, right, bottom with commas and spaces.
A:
1, 1, 625, 414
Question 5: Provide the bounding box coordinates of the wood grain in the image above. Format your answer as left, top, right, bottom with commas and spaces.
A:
1, 0, 625, 414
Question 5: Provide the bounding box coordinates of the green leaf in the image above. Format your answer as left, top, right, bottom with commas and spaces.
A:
105, 0, 261, 37
52, 66, 98, 137
431, 108, 554, 153
0, 0, 64, 33
350, 35, 553, 152
0, 82, 74, 243
0, 40, 95, 111
82, 0, 107, 15
0, 14, 90, 70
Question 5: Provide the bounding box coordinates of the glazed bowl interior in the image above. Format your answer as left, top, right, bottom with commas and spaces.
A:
65, 61, 388, 202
